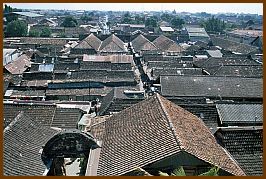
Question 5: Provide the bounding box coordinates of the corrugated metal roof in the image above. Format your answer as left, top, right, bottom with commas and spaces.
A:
206, 50, 223, 58
38, 64, 54, 72
216, 104, 262, 125
160, 26, 174, 32
12, 11, 43, 17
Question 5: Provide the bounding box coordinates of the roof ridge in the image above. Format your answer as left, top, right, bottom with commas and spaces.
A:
4, 111, 24, 133
110, 34, 125, 50
155, 93, 184, 149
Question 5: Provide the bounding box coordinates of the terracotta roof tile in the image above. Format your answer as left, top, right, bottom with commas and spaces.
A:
131, 34, 158, 52
93, 94, 245, 176
153, 35, 184, 52
99, 34, 126, 52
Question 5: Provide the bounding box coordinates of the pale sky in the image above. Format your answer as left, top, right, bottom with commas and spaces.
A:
6, 3, 263, 15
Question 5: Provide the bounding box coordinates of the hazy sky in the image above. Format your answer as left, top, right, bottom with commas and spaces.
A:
6, 3, 263, 15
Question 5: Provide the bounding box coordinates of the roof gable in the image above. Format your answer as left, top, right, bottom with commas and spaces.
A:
93, 94, 245, 176
158, 95, 245, 176
131, 34, 158, 52
99, 34, 126, 52
75, 33, 102, 50
153, 35, 183, 52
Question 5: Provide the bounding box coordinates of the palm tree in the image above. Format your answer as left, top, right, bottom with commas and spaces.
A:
132, 166, 219, 176
159, 166, 219, 176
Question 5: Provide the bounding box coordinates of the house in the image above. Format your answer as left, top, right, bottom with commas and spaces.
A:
37, 18, 57, 26
46, 87, 113, 101
159, 26, 174, 34
4, 54, 31, 75
3, 48, 20, 66
206, 50, 223, 58
5, 89, 46, 101
4, 112, 58, 176
216, 104, 262, 127
7, 11, 43, 24
98, 87, 144, 116
114, 23, 146, 34
210, 35, 260, 54
131, 34, 158, 54
212, 65, 263, 78
82, 54, 134, 64
86, 94, 245, 176
160, 75, 262, 101
71, 33, 102, 55
182, 26, 210, 43
193, 57, 261, 75
152, 35, 184, 55
226, 29, 262, 47
4, 102, 84, 129
99, 34, 128, 54
147, 68, 203, 82
214, 126, 263, 175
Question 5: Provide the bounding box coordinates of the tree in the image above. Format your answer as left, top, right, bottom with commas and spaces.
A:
202, 16, 226, 33
170, 16, 185, 29
161, 13, 173, 22
134, 166, 220, 176
159, 166, 220, 176
145, 16, 158, 28
40, 27, 51, 37
5, 20, 28, 37
4, 4, 13, 13
80, 13, 92, 22
29, 29, 40, 37
134, 14, 145, 24
61, 16, 78, 27
122, 11, 132, 24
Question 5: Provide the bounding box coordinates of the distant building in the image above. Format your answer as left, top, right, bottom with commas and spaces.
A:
7, 11, 43, 24
182, 26, 210, 43
159, 26, 174, 34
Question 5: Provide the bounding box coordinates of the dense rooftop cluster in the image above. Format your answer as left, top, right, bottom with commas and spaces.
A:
3, 5, 263, 176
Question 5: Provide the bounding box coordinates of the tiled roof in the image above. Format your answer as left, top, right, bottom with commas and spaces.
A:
210, 35, 260, 54
131, 34, 158, 52
4, 111, 58, 176
216, 104, 262, 126
5, 54, 31, 74
147, 61, 193, 69
213, 65, 263, 77
193, 57, 260, 69
20, 37, 68, 46
4, 103, 56, 127
99, 34, 127, 53
81, 61, 132, 71
54, 69, 136, 83
178, 104, 219, 132
11, 11, 43, 17
216, 127, 263, 175
54, 62, 80, 72
160, 75, 262, 98
10, 89, 46, 98
20, 80, 49, 87
98, 87, 144, 116
153, 35, 184, 52
51, 108, 83, 129
74, 33, 102, 50
93, 94, 245, 176
206, 50, 223, 58
149, 67, 202, 80
46, 87, 113, 96
143, 55, 182, 62
83, 54, 134, 64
